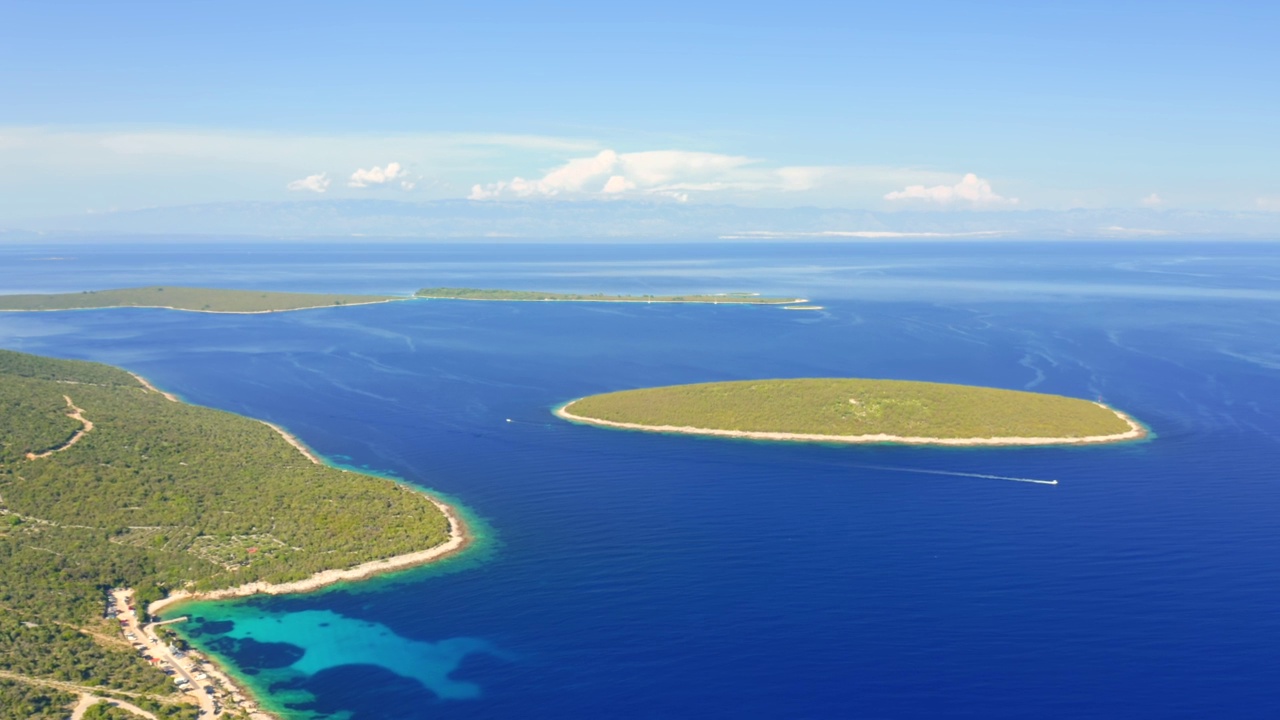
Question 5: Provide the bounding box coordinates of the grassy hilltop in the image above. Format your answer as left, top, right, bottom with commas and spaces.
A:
0, 286, 398, 313
563, 378, 1138, 443
0, 349, 450, 716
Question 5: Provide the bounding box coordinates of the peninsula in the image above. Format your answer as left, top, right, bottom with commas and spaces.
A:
0, 286, 401, 314
557, 378, 1146, 446
0, 349, 467, 719
415, 287, 803, 304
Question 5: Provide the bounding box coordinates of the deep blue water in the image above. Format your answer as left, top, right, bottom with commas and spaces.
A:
3, 241, 1280, 719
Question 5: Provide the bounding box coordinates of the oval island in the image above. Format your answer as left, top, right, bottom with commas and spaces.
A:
556, 378, 1147, 446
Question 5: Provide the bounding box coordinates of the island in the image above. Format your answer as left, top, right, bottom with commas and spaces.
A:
0, 286, 809, 314
0, 349, 467, 719
556, 378, 1147, 446
415, 287, 803, 304
0, 287, 401, 314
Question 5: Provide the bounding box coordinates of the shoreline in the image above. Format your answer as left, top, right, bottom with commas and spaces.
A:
128, 372, 180, 402
555, 399, 1149, 447
147, 495, 470, 617
121, 370, 474, 719
261, 421, 325, 465
141, 495, 469, 720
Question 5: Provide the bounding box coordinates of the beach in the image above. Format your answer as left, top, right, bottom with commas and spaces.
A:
147, 495, 469, 617
556, 399, 1148, 447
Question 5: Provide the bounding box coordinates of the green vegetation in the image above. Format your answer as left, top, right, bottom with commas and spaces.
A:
77, 699, 199, 720
563, 378, 1138, 442
0, 349, 451, 703
0, 286, 399, 313
79, 701, 136, 720
0, 679, 76, 720
416, 287, 800, 304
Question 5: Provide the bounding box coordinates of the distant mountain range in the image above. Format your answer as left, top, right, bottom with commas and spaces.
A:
6, 200, 1279, 241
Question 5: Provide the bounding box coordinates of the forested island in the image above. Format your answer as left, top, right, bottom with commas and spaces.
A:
0, 287, 400, 313
415, 287, 802, 304
0, 286, 807, 313
0, 349, 460, 718
558, 378, 1146, 446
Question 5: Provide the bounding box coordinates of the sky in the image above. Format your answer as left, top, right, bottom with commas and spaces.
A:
2, 1, 1278, 225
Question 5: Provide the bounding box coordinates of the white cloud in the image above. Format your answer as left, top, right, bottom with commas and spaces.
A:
286, 173, 330, 193
1141, 192, 1164, 207
884, 173, 1017, 206
1257, 196, 1280, 211
468, 149, 830, 201
349, 161, 411, 189
602, 175, 634, 194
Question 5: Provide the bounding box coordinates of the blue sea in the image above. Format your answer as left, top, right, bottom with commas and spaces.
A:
2, 241, 1279, 719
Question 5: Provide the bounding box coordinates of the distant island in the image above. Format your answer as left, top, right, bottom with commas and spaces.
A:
0, 286, 808, 314
415, 287, 803, 304
0, 286, 400, 314
557, 378, 1147, 446
0, 349, 466, 719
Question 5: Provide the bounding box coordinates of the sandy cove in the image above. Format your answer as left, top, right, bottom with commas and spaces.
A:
556, 400, 1148, 447
140, 497, 468, 720
120, 368, 473, 719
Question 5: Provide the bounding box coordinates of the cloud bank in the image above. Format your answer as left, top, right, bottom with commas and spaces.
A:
470, 149, 764, 202
884, 173, 1017, 206
287, 173, 331, 193
349, 161, 415, 190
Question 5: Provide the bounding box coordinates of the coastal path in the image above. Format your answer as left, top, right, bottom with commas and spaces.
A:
0, 669, 158, 719
25, 394, 93, 459
70, 693, 159, 720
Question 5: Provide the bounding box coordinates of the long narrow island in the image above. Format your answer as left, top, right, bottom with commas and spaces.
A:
557, 378, 1147, 446
0, 286, 810, 313
0, 286, 401, 313
415, 287, 804, 304
0, 349, 467, 719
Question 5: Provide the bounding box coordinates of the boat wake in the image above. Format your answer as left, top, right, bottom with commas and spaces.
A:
855, 464, 1058, 485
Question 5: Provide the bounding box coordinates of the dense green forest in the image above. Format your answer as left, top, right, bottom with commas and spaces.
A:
416, 287, 799, 304
0, 286, 399, 313
0, 678, 76, 720
564, 378, 1138, 441
79, 701, 136, 720
0, 349, 451, 711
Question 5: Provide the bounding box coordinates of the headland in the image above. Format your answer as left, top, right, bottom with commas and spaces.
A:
0, 349, 470, 719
